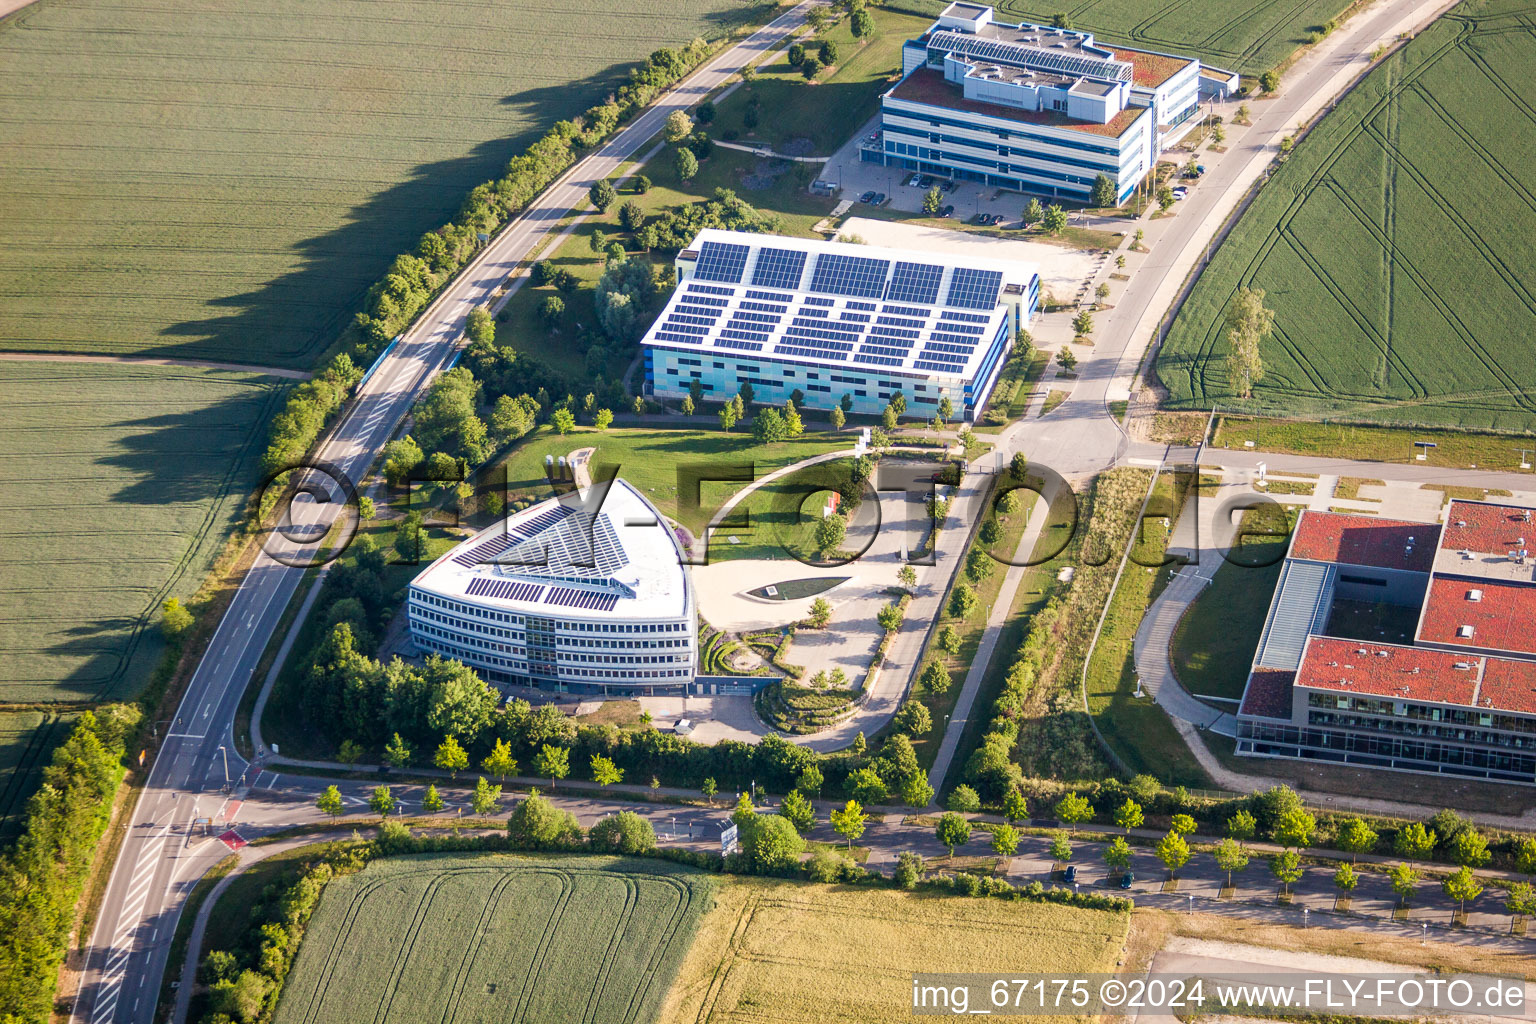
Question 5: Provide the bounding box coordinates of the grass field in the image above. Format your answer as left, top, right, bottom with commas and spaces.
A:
660, 876, 1129, 1023
1158, 0, 1536, 431
0, 711, 74, 842
0, 0, 764, 367
272, 853, 713, 1024
0, 362, 281, 705
897, 0, 1356, 76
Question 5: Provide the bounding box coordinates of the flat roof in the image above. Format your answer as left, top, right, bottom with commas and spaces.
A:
1240, 669, 1295, 719
1109, 47, 1195, 88
645, 228, 1036, 383
1476, 658, 1536, 715
1437, 500, 1536, 582
889, 67, 1148, 139
410, 479, 690, 620
1417, 575, 1536, 656
1296, 637, 1481, 707
1288, 509, 1438, 573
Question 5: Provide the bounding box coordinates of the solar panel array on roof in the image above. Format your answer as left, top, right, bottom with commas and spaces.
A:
694, 240, 750, 283
452, 531, 518, 567
929, 29, 1132, 82
750, 247, 808, 291
884, 262, 944, 305
544, 587, 620, 611
946, 267, 1004, 310
809, 252, 891, 298
465, 577, 547, 604
513, 502, 576, 538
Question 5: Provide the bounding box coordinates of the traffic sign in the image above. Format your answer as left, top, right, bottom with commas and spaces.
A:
721, 823, 738, 856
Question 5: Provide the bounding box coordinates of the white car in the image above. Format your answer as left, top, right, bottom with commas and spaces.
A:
1172, 186, 1189, 200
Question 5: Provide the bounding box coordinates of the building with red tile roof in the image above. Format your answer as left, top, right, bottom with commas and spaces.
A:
1235, 502, 1536, 784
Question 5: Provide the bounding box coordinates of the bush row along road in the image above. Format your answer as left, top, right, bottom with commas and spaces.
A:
68, 6, 818, 1024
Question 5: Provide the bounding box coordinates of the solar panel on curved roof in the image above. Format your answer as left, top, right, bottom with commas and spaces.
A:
809, 252, 890, 298
750, 247, 808, 290
946, 267, 1004, 310
695, 240, 750, 283
885, 261, 944, 304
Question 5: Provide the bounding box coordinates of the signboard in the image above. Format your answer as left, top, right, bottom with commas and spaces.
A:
721, 823, 739, 856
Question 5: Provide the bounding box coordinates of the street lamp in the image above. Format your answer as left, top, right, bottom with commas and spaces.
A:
217, 745, 229, 788
1187, 893, 1193, 915
1302, 907, 1309, 929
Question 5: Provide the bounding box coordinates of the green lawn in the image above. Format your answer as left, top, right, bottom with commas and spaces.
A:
0, 0, 764, 367
272, 854, 713, 1024
1209, 415, 1536, 474
0, 362, 281, 706
0, 712, 75, 843
1158, 0, 1536, 431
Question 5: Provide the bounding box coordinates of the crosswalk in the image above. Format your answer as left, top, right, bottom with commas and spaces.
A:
89, 822, 172, 1024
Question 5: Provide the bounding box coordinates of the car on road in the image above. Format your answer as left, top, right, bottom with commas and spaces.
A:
1119, 872, 1134, 889
940, 204, 954, 218
858, 190, 876, 204
1063, 865, 1077, 883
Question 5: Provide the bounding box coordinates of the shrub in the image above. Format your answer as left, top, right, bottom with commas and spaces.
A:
589, 811, 657, 854
895, 851, 923, 889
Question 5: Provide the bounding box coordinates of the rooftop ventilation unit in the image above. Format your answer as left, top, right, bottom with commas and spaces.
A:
1456, 520, 1468, 527
1454, 662, 1473, 670
1468, 589, 1483, 602
1376, 650, 1389, 657
1457, 624, 1476, 638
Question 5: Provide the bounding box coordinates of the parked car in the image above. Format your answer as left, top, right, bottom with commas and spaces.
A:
904, 173, 921, 187
940, 204, 954, 218
940, 180, 956, 192
858, 190, 876, 204
872, 192, 887, 206
1172, 186, 1189, 200
917, 174, 935, 188
1196, 164, 1207, 174
1063, 865, 1077, 883
1119, 872, 1134, 889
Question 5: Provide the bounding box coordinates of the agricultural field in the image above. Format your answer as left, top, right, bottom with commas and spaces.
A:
963, 0, 1353, 75
0, 711, 74, 842
0, 362, 280, 705
1158, 0, 1536, 431
272, 854, 714, 1024
0, 0, 768, 368
660, 877, 1129, 1023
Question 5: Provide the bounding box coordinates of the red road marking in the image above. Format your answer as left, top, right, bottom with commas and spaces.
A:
218, 830, 246, 851
222, 800, 242, 824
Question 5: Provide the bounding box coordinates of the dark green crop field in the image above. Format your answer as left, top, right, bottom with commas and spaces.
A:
1158, 0, 1536, 431
273, 854, 713, 1024
0, 362, 280, 705
0, 0, 763, 368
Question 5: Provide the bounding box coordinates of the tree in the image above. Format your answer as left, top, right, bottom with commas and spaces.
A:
434, 736, 468, 777
420, 784, 444, 814
482, 739, 517, 782
537, 294, 565, 330
979, 518, 1000, 546
814, 513, 847, 556
1157, 186, 1175, 213
995, 490, 1021, 519
1003, 790, 1029, 824
718, 402, 738, 432
593, 408, 614, 431
210, 970, 272, 1024
1157, 831, 1191, 879
1395, 822, 1436, 859
948, 581, 978, 620
1505, 882, 1536, 929
1211, 124, 1226, 145
827, 404, 846, 430
936, 812, 971, 858
919, 659, 952, 696
383, 733, 412, 769
964, 546, 994, 585
1333, 862, 1358, 906
1335, 818, 1378, 862
1113, 798, 1143, 833
1054, 792, 1094, 828
781, 789, 816, 834
1071, 310, 1094, 338
588, 179, 617, 212
472, 776, 501, 816
851, 7, 873, 36
590, 811, 657, 854
1050, 830, 1073, 864
1442, 866, 1483, 916
1449, 827, 1491, 867
901, 772, 935, 808
695, 99, 716, 125
923, 187, 943, 214
831, 799, 867, 849
1270, 850, 1303, 897
617, 199, 645, 233
534, 744, 570, 790
1259, 69, 1280, 94
1223, 286, 1275, 398
679, 394, 695, 417
1235, 103, 1250, 123
1227, 810, 1257, 841
800, 56, 822, 80
876, 601, 904, 633
507, 790, 580, 849
991, 822, 1020, 857
746, 814, 805, 870
551, 408, 576, 435
894, 564, 918, 593
1213, 837, 1249, 887
316, 785, 343, 821
818, 39, 839, 66
1055, 346, 1077, 374
787, 41, 806, 66
369, 785, 396, 819
1051, 11, 1072, 28
894, 700, 932, 736
1042, 203, 1068, 234
1390, 862, 1418, 907
1023, 197, 1044, 226
947, 785, 981, 813
663, 109, 694, 143
798, 764, 823, 798
590, 753, 623, 787
1170, 813, 1197, 837
1104, 836, 1133, 872
937, 394, 954, 423
674, 146, 699, 182
1090, 173, 1117, 208
1271, 805, 1315, 849
1095, 282, 1110, 305
160, 597, 193, 638
845, 766, 887, 805
1515, 837, 1536, 876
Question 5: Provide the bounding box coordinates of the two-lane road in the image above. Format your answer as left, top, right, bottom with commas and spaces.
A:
69, 7, 816, 1024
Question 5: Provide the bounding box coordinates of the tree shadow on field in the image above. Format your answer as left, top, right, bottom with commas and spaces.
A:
146, 61, 639, 370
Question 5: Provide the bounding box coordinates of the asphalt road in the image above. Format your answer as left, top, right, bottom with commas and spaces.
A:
67, 7, 816, 1024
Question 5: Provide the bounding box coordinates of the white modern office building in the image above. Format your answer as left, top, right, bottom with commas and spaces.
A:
871, 2, 1226, 203
641, 228, 1039, 421
407, 479, 698, 695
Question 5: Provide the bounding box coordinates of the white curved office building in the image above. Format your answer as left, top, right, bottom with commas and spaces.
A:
406, 479, 697, 694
